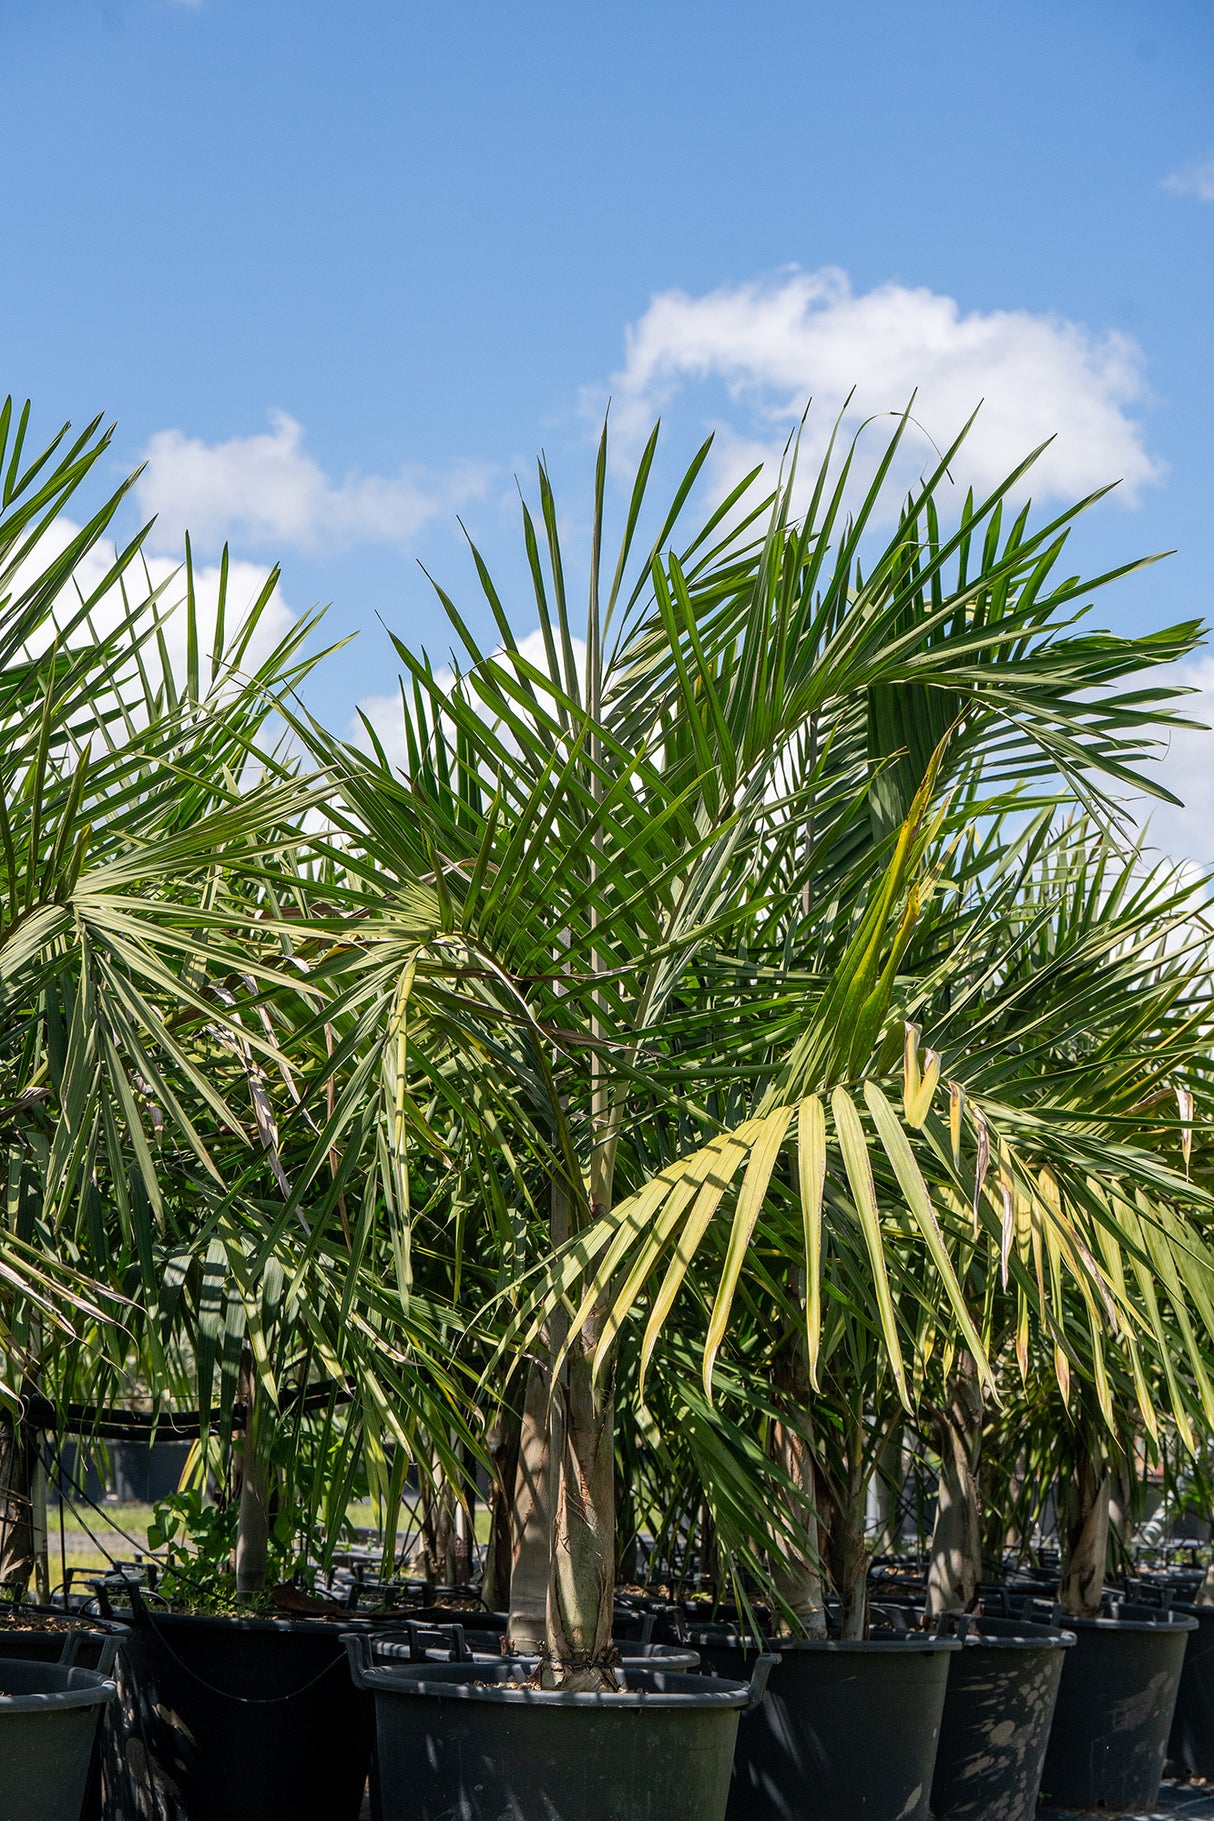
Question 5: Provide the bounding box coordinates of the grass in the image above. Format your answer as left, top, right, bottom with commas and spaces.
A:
42, 1496, 492, 1591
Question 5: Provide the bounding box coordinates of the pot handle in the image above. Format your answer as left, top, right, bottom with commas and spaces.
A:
746, 1653, 779, 1709
638, 1612, 656, 1645
343, 1631, 376, 1688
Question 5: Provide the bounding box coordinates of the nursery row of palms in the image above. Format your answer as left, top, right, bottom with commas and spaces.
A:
3, 395, 1213, 1686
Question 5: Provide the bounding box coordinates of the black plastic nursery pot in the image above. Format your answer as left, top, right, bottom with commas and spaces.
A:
930, 1613, 1075, 1821
1037, 1602, 1197, 1812
692, 1626, 960, 1821
0, 1606, 130, 1821
345, 1633, 771, 1821
1167, 1602, 1214, 1777
121, 1605, 374, 1821
0, 1658, 117, 1821
0, 1608, 124, 1673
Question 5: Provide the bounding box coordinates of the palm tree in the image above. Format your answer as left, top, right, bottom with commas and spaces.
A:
0, 399, 336, 1593
276, 401, 1208, 1682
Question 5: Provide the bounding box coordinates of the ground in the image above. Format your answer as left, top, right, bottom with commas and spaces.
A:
46, 1498, 388, 1584
44, 1497, 494, 1587
1040, 1790, 1214, 1818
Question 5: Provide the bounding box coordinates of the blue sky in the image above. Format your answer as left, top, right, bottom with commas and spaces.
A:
4, 0, 1214, 850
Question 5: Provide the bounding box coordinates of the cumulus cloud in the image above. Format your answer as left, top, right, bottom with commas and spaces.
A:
135, 410, 491, 555
1136, 656, 1214, 871
354, 628, 588, 775
1162, 156, 1214, 202
601, 268, 1162, 507
9, 515, 296, 705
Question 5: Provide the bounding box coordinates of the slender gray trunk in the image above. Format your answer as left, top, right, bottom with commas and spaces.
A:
870, 1426, 904, 1554
0, 1405, 35, 1593
769, 1342, 827, 1638
234, 1351, 271, 1599
542, 1332, 616, 1689
822, 1448, 868, 1640
1059, 1440, 1110, 1620
1196, 1561, 1214, 1608
926, 1357, 983, 1617
541, 587, 620, 1694
698, 1501, 719, 1591
483, 1396, 521, 1614
1107, 1443, 1136, 1559
452, 1468, 472, 1588
31, 1448, 49, 1604
414, 1468, 456, 1584
506, 1356, 553, 1650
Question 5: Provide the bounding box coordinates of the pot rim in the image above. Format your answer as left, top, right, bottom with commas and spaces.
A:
959, 1628, 1076, 1650
397, 1644, 702, 1669
0, 1660, 117, 1714
352, 1659, 754, 1708
0, 1605, 127, 1637
1061, 1611, 1198, 1634
682, 1630, 962, 1655
132, 1606, 363, 1637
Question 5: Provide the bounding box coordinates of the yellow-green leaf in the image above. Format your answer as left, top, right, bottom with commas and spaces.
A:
703, 1106, 794, 1398
798, 1095, 826, 1387
832, 1086, 908, 1407
863, 1080, 990, 1386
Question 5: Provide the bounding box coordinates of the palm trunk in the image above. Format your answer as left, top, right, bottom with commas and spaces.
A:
978, 1433, 1025, 1571
821, 1443, 868, 1640
542, 1330, 616, 1689
1107, 1441, 1136, 1563
484, 1395, 521, 1613
615, 1458, 640, 1587
507, 1356, 554, 1650
415, 1469, 456, 1583
926, 1356, 983, 1616
698, 1501, 719, 1592
234, 1350, 271, 1600
1059, 1438, 1110, 1619
0, 1404, 35, 1594
31, 1447, 49, 1604
1196, 1560, 1214, 1608
869, 1425, 904, 1555
452, 1466, 473, 1588
770, 1339, 827, 1638
538, 550, 619, 1692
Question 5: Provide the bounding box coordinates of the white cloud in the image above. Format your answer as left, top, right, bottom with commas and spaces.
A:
602, 268, 1162, 507
9, 515, 297, 706
135, 411, 491, 555
1162, 156, 1214, 202
354, 628, 588, 775
1136, 656, 1214, 870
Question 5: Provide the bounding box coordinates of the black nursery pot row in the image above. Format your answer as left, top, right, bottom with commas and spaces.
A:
1, 1587, 1208, 1821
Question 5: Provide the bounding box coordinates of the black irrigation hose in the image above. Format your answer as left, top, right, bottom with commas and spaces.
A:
23, 1377, 356, 1441
132, 1596, 351, 1706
